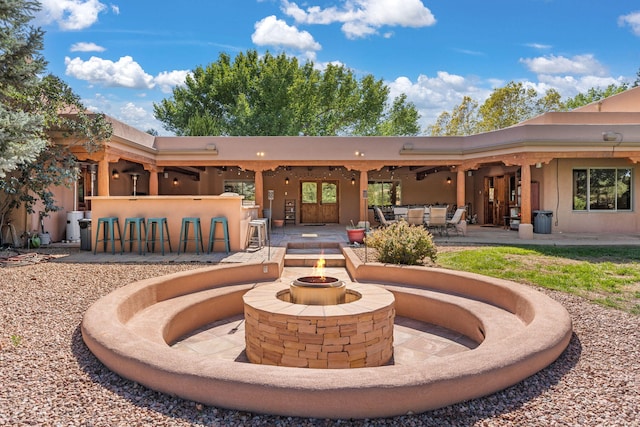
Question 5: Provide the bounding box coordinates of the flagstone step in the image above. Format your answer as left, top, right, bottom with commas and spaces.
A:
284, 242, 345, 267
284, 253, 345, 267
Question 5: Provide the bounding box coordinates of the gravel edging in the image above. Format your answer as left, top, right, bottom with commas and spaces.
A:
0, 256, 638, 426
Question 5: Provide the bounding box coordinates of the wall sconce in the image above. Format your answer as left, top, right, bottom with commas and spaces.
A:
355, 151, 365, 157
256, 151, 265, 157
285, 177, 289, 185
111, 169, 119, 180
351, 177, 356, 185
173, 177, 179, 186
446, 177, 452, 184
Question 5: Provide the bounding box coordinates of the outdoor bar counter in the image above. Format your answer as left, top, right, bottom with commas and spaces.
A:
87, 196, 259, 252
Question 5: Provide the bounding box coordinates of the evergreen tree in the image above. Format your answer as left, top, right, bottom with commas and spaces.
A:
0, 0, 112, 231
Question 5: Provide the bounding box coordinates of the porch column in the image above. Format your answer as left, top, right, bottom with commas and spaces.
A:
456, 169, 466, 212
359, 170, 368, 224
97, 159, 110, 196
254, 170, 264, 216
519, 164, 533, 239
145, 166, 160, 196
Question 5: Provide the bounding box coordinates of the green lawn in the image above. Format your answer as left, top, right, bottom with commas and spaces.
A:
436, 246, 640, 314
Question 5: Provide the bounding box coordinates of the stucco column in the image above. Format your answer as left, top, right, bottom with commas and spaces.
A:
456, 169, 466, 212
145, 166, 160, 196
359, 170, 369, 224
254, 170, 264, 216
97, 159, 110, 196
519, 164, 533, 240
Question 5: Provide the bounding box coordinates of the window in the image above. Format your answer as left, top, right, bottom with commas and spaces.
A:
572, 168, 632, 211
367, 181, 401, 206
224, 180, 255, 202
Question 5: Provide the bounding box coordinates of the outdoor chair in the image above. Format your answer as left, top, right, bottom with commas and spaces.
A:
426, 207, 448, 236
445, 207, 467, 236
407, 207, 425, 226
393, 206, 408, 221
374, 206, 397, 227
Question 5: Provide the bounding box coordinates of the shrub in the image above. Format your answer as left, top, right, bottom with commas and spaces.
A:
365, 220, 437, 265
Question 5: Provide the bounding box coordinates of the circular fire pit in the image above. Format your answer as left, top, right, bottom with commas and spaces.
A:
244, 281, 395, 369
290, 276, 347, 305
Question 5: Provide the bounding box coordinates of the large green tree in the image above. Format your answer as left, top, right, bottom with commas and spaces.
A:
563, 83, 629, 110
0, 0, 112, 233
154, 50, 420, 136
429, 82, 563, 136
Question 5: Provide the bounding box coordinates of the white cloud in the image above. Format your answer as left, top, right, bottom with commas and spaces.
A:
154, 70, 191, 93
387, 71, 490, 130
526, 43, 552, 50
519, 54, 607, 76
70, 42, 106, 52
65, 56, 155, 89
110, 4, 120, 14
252, 15, 322, 51
38, 0, 107, 30
84, 94, 168, 134
618, 11, 640, 36
533, 74, 627, 98
281, 0, 436, 39
65, 55, 191, 94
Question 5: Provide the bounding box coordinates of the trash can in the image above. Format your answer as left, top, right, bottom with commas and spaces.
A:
533, 210, 553, 234
78, 219, 92, 251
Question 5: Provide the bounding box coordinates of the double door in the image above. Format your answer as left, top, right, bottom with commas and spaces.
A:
300, 180, 339, 224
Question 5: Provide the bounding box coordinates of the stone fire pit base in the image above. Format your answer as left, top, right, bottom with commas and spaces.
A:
243, 282, 395, 368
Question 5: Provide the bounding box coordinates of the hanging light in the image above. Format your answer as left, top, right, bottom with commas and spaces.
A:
285, 177, 289, 185
446, 177, 452, 184
111, 169, 119, 180
351, 177, 356, 185
173, 177, 179, 186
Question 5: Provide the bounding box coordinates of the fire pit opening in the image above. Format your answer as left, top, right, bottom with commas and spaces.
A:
289, 275, 347, 305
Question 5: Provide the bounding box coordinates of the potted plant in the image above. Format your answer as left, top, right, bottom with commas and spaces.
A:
346, 220, 366, 244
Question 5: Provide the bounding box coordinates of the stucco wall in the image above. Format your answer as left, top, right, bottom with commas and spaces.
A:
541, 158, 639, 233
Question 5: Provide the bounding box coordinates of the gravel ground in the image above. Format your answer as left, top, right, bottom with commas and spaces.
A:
0, 249, 638, 426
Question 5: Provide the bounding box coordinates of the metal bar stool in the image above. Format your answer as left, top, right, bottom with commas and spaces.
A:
178, 217, 204, 254
246, 219, 267, 250
208, 217, 230, 254
121, 217, 145, 255
145, 217, 172, 255
94, 217, 122, 255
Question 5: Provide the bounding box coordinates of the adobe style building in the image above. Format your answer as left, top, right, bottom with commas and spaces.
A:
14, 86, 640, 246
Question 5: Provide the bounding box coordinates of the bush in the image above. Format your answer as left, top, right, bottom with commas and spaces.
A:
365, 220, 437, 265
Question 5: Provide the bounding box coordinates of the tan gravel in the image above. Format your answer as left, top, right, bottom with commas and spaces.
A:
0, 249, 638, 426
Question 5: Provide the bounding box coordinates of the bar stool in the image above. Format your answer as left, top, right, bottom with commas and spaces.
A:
94, 217, 122, 255
246, 219, 267, 250
145, 217, 172, 255
121, 217, 145, 255
208, 217, 230, 254
178, 217, 204, 254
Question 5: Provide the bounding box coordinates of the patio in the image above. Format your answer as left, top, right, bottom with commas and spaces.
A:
45, 223, 640, 265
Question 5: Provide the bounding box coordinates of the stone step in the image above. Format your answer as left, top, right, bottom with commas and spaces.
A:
284, 253, 345, 267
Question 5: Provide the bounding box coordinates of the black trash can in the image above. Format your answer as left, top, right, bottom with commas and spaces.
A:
78, 219, 92, 251
533, 210, 553, 234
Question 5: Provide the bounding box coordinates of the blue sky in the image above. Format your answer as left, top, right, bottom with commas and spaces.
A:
37, 0, 640, 134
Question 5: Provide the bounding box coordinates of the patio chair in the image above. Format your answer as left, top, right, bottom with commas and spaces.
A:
445, 207, 467, 236
374, 206, 397, 227
393, 206, 408, 221
407, 207, 425, 226
426, 207, 448, 236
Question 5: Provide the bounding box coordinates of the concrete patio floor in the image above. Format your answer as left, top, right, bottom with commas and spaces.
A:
49, 223, 640, 265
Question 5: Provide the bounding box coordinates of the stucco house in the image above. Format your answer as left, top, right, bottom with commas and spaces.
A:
8, 86, 640, 247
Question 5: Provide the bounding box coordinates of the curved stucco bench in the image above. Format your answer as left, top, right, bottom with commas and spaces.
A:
82, 249, 572, 419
